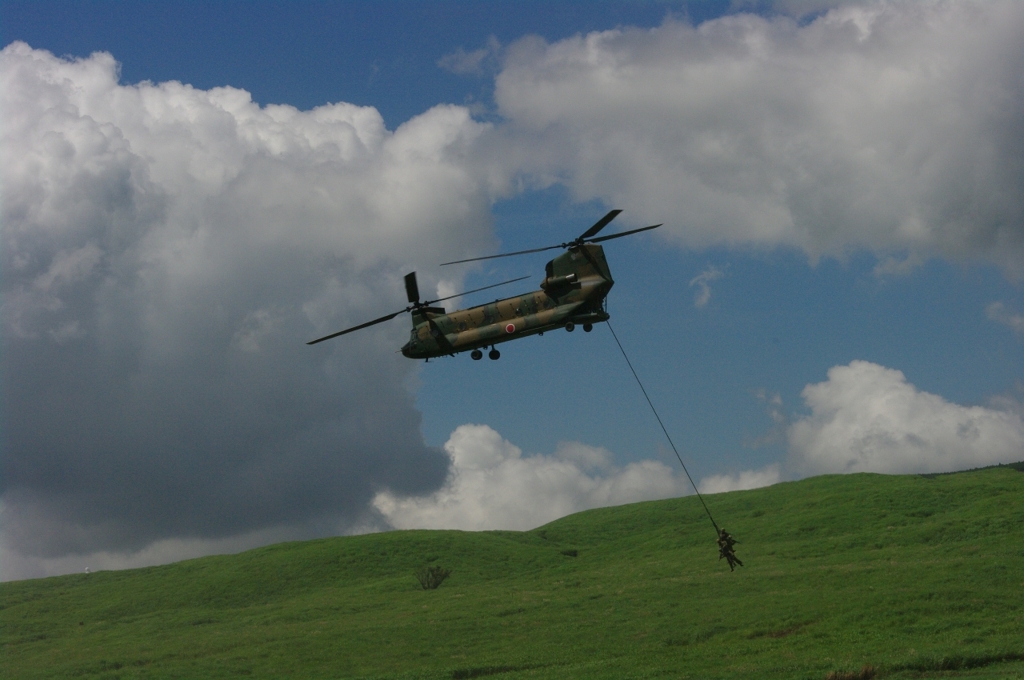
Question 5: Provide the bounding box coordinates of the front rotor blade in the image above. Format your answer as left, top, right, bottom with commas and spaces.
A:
440, 245, 562, 266
404, 272, 420, 304
578, 209, 623, 241
588, 223, 663, 244
427, 275, 531, 304
306, 309, 406, 345
440, 209, 629, 265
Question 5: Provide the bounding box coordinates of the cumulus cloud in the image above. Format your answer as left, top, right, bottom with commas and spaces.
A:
373, 424, 689, 531
788, 361, 1024, 475
490, 2, 1024, 273
0, 42, 507, 576
698, 464, 782, 494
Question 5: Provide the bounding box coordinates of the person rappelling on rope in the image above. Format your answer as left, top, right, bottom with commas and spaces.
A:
717, 528, 743, 571
608, 321, 736, 569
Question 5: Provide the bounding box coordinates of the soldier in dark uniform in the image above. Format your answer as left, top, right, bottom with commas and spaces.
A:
717, 528, 743, 571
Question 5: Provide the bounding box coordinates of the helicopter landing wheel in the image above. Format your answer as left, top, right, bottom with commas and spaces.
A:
583, 323, 593, 332
488, 348, 500, 360
565, 322, 575, 332
471, 349, 483, 360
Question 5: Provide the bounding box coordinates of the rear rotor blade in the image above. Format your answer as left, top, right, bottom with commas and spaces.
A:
308, 274, 533, 345
306, 309, 406, 345
440, 245, 562, 266
404, 272, 420, 303
588, 223, 663, 244
578, 209, 623, 241
426, 275, 531, 304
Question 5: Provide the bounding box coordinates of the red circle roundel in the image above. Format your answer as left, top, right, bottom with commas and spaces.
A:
505, 323, 516, 334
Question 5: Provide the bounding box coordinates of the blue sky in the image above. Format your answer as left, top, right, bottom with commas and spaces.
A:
2, 0, 1023, 579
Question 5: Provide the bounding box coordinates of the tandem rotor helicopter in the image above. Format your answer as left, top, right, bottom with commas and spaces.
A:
307, 210, 662, 360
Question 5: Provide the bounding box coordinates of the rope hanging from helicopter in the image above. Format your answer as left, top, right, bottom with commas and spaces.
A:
605, 320, 721, 536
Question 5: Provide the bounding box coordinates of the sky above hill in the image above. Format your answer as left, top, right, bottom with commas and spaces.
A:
2, 0, 1023, 580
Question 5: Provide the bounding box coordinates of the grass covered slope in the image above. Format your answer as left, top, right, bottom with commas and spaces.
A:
2, 467, 1023, 679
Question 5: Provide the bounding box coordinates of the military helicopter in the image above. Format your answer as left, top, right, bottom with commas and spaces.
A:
307, 210, 661, 360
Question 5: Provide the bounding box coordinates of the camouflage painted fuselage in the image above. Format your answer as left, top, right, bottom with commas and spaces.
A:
401, 244, 614, 359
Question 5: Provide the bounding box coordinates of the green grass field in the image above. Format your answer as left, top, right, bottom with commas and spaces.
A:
3, 466, 1023, 679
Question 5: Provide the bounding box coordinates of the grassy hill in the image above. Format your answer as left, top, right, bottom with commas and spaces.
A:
3, 467, 1023, 679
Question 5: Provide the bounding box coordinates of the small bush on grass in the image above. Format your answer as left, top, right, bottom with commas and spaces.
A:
415, 565, 451, 590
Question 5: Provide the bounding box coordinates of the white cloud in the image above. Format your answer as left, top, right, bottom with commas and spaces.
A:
0, 42, 505, 574
373, 425, 689, 531
987, 301, 1024, 337
491, 2, 1024, 273
788, 360, 1024, 474
698, 464, 782, 494
689, 265, 725, 308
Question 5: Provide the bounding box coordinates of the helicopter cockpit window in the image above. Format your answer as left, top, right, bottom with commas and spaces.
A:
545, 261, 553, 278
